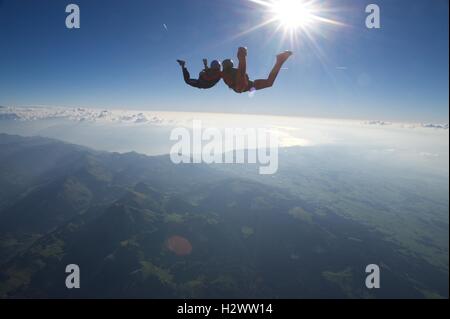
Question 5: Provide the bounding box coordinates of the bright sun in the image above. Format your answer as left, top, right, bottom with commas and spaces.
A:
271, 0, 316, 30
241, 0, 344, 48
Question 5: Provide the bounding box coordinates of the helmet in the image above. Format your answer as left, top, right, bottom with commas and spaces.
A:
222, 59, 234, 70
210, 60, 221, 70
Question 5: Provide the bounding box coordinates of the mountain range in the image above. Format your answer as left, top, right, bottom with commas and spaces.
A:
0, 134, 447, 298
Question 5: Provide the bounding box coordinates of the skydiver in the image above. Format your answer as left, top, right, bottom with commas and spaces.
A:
177, 58, 222, 89
222, 47, 293, 94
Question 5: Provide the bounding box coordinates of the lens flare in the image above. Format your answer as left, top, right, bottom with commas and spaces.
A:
244, 0, 345, 45
271, 0, 316, 30
166, 235, 193, 256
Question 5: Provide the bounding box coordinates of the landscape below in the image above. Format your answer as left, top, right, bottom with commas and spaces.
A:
0, 134, 448, 298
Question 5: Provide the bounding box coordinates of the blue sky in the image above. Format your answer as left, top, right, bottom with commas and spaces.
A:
0, 0, 448, 122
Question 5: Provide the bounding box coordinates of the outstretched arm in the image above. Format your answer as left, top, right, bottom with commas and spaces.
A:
233, 47, 249, 93
237, 47, 247, 77
203, 59, 208, 70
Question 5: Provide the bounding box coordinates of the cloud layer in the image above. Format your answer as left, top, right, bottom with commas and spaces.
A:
1, 106, 448, 131
0, 106, 171, 125
0, 106, 448, 176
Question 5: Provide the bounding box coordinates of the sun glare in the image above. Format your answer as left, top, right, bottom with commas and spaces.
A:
271, 0, 316, 30
245, 0, 344, 43
229, 1, 345, 56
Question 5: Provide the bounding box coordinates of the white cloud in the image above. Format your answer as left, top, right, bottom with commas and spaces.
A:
0, 106, 173, 126
363, 120, 392, 126
419, 152, 440, 158
421, 123, 449, 130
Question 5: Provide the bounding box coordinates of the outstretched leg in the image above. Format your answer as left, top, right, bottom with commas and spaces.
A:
253, 51, 292, 90
235, 47, 249, 93
177, 60, 200, 88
